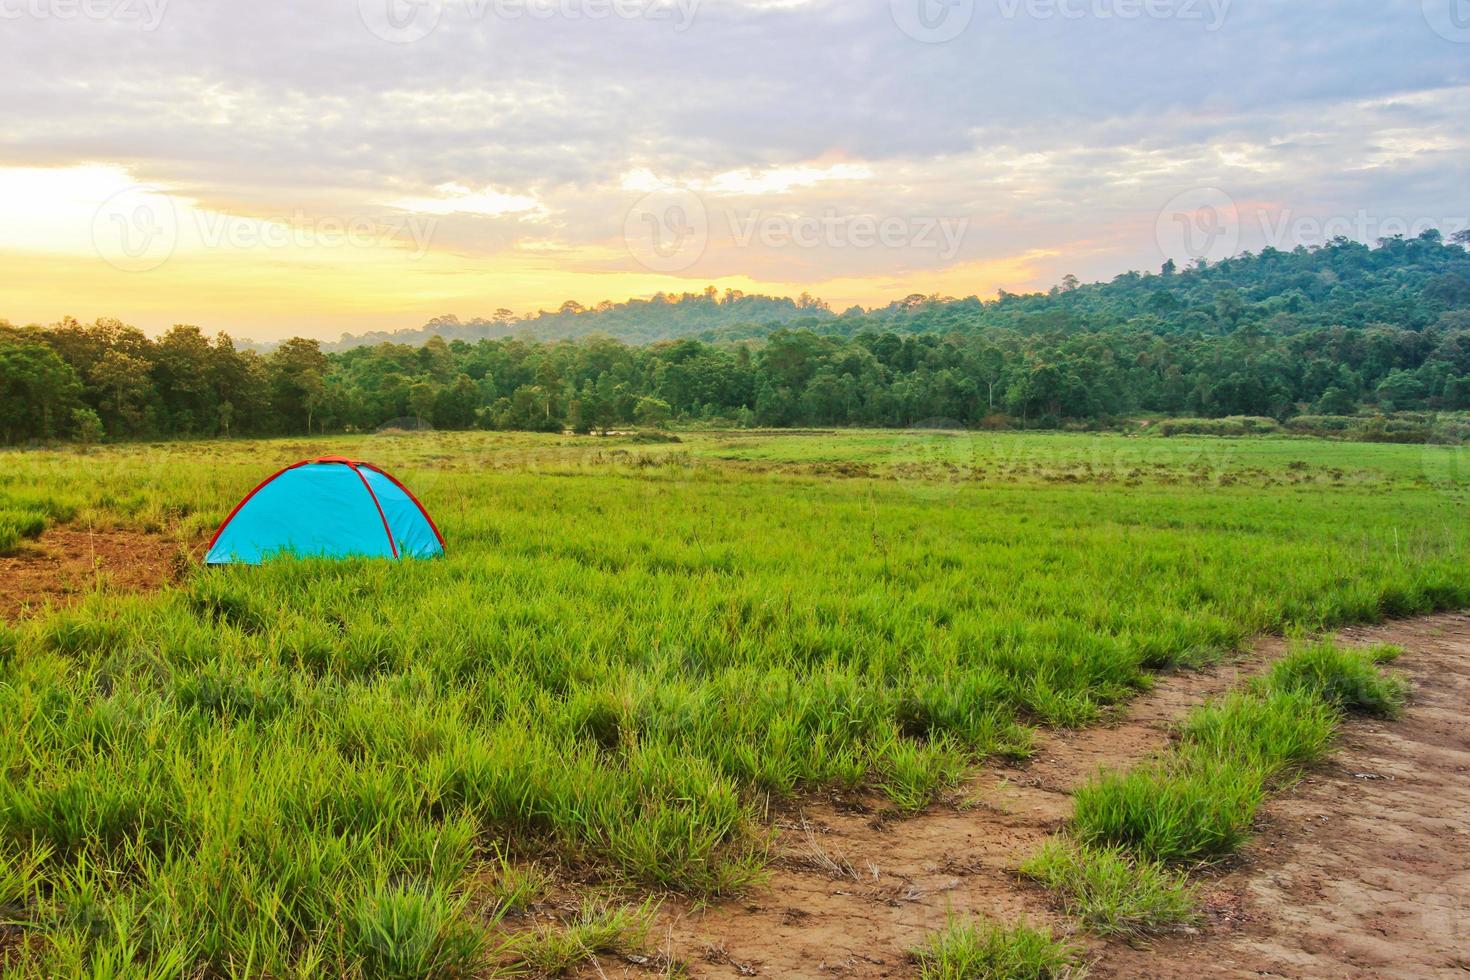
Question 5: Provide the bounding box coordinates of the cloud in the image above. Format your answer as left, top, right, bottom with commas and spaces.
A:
384, 183, 546, 217
0, 0, 1466, 336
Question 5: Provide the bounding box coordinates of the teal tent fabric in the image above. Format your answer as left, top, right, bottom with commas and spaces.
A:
205, 457, 444, 565
359, 466, 442, 559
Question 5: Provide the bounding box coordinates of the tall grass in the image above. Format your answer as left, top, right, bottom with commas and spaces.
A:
1259, 639, 1409, 718
0, 496, 71, 553
498, 899, 656, 976
1071, 640, 1408, 864
910, 916, 1084, 980
1027, 639, 1410, 943
1019, 839, 1197, 936
0, 431, 1456, 973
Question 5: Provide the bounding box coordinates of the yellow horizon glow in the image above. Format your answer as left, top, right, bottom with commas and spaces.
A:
0, 164, 1048, 342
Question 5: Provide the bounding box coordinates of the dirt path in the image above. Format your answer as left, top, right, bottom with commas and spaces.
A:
1094, 613, 1470, 979
0, 526, 184, 619
597, 614, 1470, 979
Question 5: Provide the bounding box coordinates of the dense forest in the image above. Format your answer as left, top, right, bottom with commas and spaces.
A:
3, 231, 1470, 444
325, 291, 837, 350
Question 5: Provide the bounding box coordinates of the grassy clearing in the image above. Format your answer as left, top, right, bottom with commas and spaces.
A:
0, 430, 1458, 973
1028, 638, 1410, 939
910, 916, 1084, 979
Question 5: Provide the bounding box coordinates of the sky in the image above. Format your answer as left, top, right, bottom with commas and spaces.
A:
1, 0, 1468, 341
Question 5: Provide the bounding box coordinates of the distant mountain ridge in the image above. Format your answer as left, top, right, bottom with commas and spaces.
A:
328, 230, 1470, 351
325, 289, 836, 351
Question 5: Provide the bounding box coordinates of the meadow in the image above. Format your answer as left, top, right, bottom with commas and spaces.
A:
2, 428, 1468, 975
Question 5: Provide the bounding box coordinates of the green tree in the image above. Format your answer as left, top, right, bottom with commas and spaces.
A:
1314, 386, 1356, 415
268, 337, 329, 433
152, 324, 216, 434
634, 396, 672, 428
92, 350, 157, 437
1375, 370, 1426, 411
72, 407, 104, 446
0, 337, 84, 443
408, 381, 439, 425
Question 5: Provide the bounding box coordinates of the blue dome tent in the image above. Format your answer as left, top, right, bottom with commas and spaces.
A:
205, 456, 445, 565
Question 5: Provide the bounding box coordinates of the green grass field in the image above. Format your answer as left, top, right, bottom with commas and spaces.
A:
2, 429, 1468, 975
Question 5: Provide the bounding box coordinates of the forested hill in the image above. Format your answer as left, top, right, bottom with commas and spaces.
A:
4, 231, 1470, 444
777, 229, 1470, 342
326, 290, 836, 351
331, 230, 1470, 349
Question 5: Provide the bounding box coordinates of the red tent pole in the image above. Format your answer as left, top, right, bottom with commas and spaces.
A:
348, 462, 399, 558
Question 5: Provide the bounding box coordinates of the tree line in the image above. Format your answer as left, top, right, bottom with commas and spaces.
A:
3, 231, 1469, 444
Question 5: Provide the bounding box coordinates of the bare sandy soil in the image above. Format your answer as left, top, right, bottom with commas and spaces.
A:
594, 614, 1470, 979
0, 526, 185, 619
1094, 614, 1470, 980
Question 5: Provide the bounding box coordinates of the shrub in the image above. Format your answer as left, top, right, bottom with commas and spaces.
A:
0, 509, 47, 553
1156, 416, 1280, 437
1283, 415, 1359, 434
628, 429, 682, 444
